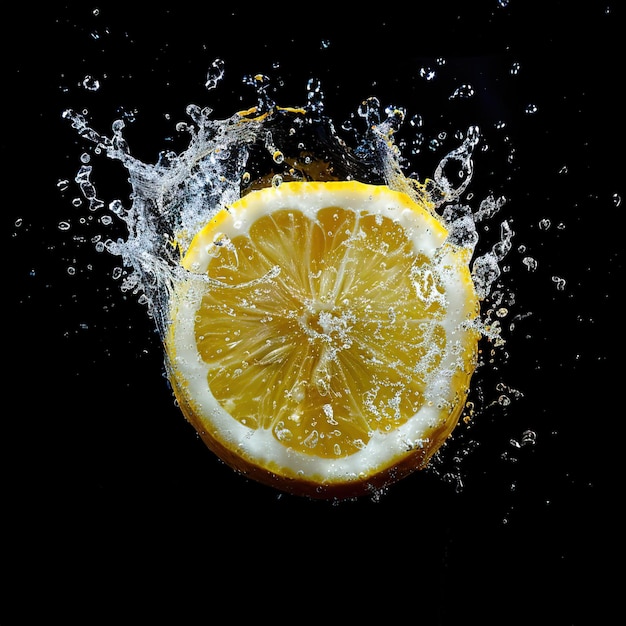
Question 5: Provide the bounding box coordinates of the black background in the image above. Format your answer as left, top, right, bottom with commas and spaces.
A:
4, 1, 623, 623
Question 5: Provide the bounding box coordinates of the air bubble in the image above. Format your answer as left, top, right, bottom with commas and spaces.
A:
303, 430, 319, 448
275, 422, 293, 442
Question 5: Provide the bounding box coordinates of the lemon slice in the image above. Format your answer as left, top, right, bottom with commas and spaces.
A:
165, 181, 479, 498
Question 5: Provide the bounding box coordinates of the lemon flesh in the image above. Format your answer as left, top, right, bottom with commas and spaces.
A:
166, 181, 479, 498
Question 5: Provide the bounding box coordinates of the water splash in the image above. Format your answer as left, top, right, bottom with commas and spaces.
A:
65, 69, 511, 329
63, 67, 514, 487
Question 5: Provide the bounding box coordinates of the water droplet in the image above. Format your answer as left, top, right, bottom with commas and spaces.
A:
520, 429, 537, 446
522, 256, 538, 271
81, 75, 100, 91
474, 194, 506, 223
472, 253, 501, 299
450, 84, 475, 100
525, 103, 538, 115
185, 104, 203, 124
409, 114, 423, 129
205, 58, 225, 91
419, 67, 436, 81
612, 193, 621, 207
273, 150, 284, 164
493, 221, 513, 261
498, 394, 511, 406
429, 138, 441, 151
510, 62, 521, 75
303, 430, 319, 448
306, 77, 325, 113
552, 276, 567, 291
109, 199, 125, 215
443, 204, 479, 249
57, 179, 70, 192
432, 126, 480, 201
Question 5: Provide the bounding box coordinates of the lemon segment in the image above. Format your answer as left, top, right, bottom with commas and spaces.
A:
166, 181, 479, 497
